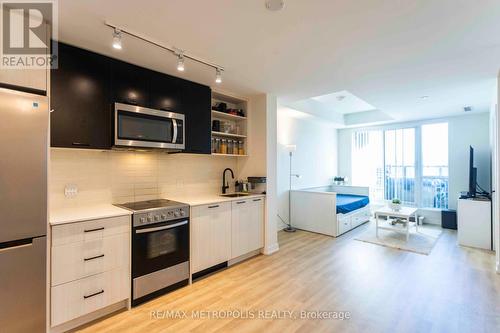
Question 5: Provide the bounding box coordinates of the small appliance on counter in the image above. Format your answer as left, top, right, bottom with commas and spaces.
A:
114, 199, 190, 306
248, 176, 267, 194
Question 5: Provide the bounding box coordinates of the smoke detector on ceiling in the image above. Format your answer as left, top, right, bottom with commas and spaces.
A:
265, 0, 285, 11
336, 95, 346, 101
464, 106, 473, 112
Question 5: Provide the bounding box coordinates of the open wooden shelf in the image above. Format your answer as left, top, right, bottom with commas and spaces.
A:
211, 110, 247, 121
211, 131, 247, 139
212, 153, 248, 157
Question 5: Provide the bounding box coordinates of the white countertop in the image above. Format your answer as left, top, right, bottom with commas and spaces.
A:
50, 204, 132, 226
168, 193, 266, 207
49, 194, 265, 225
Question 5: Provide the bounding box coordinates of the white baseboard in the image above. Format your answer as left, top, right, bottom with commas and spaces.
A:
262, 242, 279, 255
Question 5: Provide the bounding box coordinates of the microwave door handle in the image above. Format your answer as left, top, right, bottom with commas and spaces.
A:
172, 119, 178, 144
135, 220, 188, 234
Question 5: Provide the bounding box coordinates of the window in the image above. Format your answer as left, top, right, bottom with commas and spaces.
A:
351, 122, 449, 209
421, 123, 449, 209
384, 128, 416, 205
351, 131, 384, 202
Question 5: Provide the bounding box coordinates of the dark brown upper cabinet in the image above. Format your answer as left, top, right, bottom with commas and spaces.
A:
149, 71, 183, 113
50, 43, 112, 149
111, 60, 149, 106
50, 42, 212, 154
181, 81, 211, 154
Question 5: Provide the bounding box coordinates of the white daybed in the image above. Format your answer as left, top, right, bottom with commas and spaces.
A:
290, 185, 371, 237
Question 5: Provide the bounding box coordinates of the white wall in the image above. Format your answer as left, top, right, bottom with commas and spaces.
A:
337, 113, 491, 211
277, 106, 338, 229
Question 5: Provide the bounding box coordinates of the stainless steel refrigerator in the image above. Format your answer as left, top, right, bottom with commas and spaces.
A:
0, 87, 48, 332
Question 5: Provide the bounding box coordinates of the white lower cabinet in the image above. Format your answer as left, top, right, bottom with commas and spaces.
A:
191, 196, 265, 275
231, 198, 264, 259
50, 215, 130, 327
191, 202, 232, 274
51, 268, 128, 327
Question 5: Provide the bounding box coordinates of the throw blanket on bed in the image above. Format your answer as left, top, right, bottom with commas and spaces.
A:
336, 194, 370, 214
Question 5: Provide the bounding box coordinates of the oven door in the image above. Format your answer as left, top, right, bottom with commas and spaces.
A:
114, 103, 184, 150
132, 219, 189, 278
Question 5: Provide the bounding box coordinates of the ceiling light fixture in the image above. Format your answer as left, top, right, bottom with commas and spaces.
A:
420, 95, 429, 100
105, 22, 224, 84
215, 68, 222, 84
112, 28, 122, 50
176, 52, 185, 72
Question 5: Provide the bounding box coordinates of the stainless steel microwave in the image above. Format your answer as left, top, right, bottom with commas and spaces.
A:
114, 103, 185, 150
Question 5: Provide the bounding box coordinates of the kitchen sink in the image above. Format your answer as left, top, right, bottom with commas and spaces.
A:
220, 193, 251, 198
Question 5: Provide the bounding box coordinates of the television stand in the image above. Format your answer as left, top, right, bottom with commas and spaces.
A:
457, 198, 492, 250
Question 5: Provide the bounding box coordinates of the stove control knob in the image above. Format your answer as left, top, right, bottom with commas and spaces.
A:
147, 215, 153, 222
154, 215, 160, 221
140, 217, 146, 224
167, 211, 173, 217
174, 211, 180, 217
180, 209, 186, 216
161, 214, 167, 220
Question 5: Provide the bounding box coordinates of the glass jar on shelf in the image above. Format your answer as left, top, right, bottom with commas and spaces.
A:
214, 138, 221, 154
227, 140, 233, 155
238, 141, 245, 155
220, 139, 228, 154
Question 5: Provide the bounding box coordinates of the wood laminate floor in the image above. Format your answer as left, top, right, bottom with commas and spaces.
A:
77, 224, 500, 333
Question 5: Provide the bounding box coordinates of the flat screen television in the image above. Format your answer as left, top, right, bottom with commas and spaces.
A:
468, 146, 477, 198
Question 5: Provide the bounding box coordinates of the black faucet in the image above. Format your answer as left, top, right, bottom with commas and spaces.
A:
222, 168, 235, 194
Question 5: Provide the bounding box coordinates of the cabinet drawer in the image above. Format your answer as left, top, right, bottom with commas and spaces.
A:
337, 216, 351, 235
351, 213, 367, 227
51, 268, 128, 327
52, 232, 129, 286
194, 201, 232, 214
52, 215, 130, 246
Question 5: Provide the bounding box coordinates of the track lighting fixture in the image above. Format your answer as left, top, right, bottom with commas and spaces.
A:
177, 52, 185, 72
112, 28, 122, 50
106, 22, 224, 84
215, 68, 222, 84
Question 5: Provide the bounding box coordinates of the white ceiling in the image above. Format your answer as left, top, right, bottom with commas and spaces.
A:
57, 0, 500, 123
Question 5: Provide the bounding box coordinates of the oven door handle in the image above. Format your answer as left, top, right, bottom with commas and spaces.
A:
172, 119, 178, 144
135, 220, 188, 234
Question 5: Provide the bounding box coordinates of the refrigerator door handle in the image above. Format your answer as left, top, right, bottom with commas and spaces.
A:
0, 238, 33, 253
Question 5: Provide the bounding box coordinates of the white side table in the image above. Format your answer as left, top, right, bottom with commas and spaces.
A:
374, 206, 418, 242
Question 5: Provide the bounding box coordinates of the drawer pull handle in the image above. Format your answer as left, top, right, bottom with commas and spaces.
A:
252, 199, 262, 202
83, 254, 105, 261
84, 227, 104, 233
236, 201, 246, 204
83, 290, 104, 299
208, 205, 219, 209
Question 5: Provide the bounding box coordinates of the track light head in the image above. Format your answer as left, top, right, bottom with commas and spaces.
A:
177, 53, 185, 72
112, 28, 122, 50
215, 68, 222, 84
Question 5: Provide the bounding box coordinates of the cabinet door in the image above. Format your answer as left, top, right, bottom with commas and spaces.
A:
50, 43, 112, 149
249, 198, 264, 250
111, 60, 149, 106
0, 16, 48, 93
149, 72, 183, 112
191, 202, 231, 273
231, 198, 264, 259
181, 81, 211, 154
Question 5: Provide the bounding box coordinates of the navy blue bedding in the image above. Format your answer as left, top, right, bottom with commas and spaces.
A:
336, 194, 370, 214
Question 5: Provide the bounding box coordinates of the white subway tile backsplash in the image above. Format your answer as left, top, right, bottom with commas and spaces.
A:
50, 149, 237, 209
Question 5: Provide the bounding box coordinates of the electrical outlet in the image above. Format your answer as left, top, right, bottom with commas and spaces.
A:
64, 184, 79, 198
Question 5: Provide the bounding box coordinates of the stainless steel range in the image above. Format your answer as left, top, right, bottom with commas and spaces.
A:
115, 199, 189, 306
